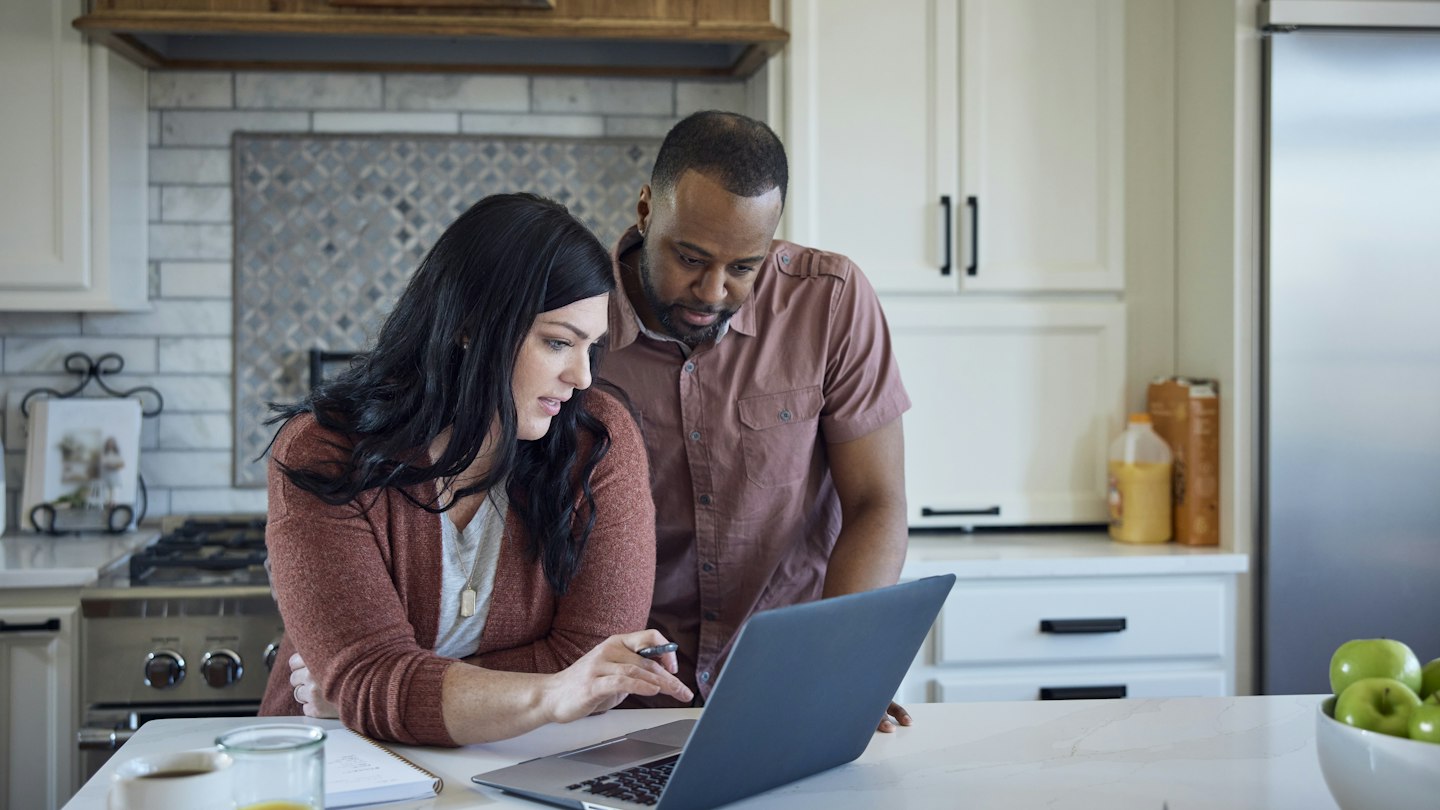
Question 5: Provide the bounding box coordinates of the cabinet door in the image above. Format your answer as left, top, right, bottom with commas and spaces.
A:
785, 0, 961, 293
0, 0, 90, 293
0, 606, 77, 810
958, 0, 1125, 291
886, 300, 1125, 526
0, 0, 148, 312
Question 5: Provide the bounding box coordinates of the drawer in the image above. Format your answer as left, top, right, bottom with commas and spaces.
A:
937, 577, 1227, 665
933, 667, 1227, 702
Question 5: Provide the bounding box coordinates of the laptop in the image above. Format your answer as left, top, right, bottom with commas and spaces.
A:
472, 574, 955, 810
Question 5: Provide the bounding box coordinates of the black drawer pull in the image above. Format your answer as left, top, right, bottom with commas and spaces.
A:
921, 506, 1001, 517
1040, 685, 1127, 700
1039, 617, 1127, 634
0, 618, 61, 634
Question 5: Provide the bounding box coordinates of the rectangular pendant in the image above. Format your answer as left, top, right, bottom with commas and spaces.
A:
461, 588, 477, 618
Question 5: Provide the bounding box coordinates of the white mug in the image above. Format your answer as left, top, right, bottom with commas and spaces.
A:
108, 748, 235, 810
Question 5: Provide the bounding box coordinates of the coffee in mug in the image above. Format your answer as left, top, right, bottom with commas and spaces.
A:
108, 748, 234, 810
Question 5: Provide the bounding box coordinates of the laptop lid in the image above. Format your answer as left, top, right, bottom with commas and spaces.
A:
472, 574, 955, 810
655, 574, 954, 809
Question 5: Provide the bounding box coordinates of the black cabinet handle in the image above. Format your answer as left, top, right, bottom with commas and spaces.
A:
921, 506, 1000, 517
965, 195, 979, 276
1040, 685, 1127, 700
1039, 617, 1128, 634
0, 618, 61, 634
939, 195, 953, 276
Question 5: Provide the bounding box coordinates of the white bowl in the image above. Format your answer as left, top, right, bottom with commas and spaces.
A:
1316, 697, 1440, 810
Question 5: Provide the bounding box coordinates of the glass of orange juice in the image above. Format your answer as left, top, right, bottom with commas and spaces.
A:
216, 724, 325, 810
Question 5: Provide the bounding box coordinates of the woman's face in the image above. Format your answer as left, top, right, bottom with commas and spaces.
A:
512, 293, 610, 441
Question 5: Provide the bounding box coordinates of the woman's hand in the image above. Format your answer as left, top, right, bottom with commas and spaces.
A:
541, 631, 693, 724
289, 653, 340, 719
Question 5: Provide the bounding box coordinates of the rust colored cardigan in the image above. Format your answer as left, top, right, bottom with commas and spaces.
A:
258, 390, 655, 746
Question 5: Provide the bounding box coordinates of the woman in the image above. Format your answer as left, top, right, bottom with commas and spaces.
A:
259, 193, 690, 746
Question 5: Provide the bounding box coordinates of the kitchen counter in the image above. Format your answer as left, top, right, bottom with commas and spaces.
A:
63, 695, 1340, 809
902, 530, 1250, 578
0, 530, 158, 588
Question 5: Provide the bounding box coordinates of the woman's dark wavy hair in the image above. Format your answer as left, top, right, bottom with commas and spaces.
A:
267, 192, 615, 595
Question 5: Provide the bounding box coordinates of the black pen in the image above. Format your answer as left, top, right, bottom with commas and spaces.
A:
636, 643, 678, 659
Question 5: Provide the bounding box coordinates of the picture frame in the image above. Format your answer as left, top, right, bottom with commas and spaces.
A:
19, 398, 143, 533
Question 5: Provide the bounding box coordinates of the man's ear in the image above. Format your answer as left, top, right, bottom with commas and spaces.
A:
637, 184, 653, 237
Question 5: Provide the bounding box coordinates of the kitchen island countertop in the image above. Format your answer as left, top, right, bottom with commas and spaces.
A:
0, 529, 158, 588
63, 695, 1339, 809
903, 529, 1249, 578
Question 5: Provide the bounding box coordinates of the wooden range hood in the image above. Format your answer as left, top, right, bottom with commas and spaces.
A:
73, 0, 789, 78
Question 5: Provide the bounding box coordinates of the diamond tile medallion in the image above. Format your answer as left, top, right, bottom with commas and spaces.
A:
233, 134, 658, 486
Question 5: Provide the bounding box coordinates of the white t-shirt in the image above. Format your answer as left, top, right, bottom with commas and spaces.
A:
433, 489, 508, 659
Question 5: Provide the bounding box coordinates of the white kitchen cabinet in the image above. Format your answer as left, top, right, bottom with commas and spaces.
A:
784, 0, 1124, 293
886, 299, 1125, 527
894, 539, 1246, 706
0, 0, 148, 312
0, 604, 79, 810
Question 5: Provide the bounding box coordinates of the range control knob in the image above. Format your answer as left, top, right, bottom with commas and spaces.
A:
264, 641, 281, 672
201, 649, 244, 689
144, 650, 185, 689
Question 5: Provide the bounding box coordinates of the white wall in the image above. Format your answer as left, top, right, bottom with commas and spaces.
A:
0, 71, 752, 528
1174, 0, 1263, 694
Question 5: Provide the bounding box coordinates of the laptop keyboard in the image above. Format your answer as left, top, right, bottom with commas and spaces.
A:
566, 754, 680, 806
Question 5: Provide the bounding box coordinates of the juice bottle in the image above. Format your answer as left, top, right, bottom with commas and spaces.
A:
1107, 413, 1173, 543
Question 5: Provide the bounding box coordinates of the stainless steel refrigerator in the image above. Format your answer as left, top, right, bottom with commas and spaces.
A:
1262, 13, 1440, 694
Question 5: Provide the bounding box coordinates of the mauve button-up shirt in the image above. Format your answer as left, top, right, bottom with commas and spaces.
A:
601, 228, 910, 703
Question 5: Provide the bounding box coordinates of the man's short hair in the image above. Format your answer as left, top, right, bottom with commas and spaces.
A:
651, 111, 788, 205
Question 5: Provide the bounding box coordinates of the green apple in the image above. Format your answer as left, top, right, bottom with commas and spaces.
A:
1410, 702, 1440, 743
1420, 657, 1440, 700
1335, 677, 1423, 737
1329, 639, 1423, 696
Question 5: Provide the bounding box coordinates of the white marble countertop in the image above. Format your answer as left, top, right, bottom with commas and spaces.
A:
63, 695, 1339, 810
0, 530, 158, 588
902, 530, 1250, 578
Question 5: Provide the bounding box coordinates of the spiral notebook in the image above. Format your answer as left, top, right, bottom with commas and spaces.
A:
326, 727, 443, 808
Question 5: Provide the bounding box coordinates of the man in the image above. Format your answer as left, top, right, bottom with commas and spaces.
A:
602, 110, 913, 729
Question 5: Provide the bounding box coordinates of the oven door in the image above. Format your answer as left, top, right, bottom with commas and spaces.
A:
78, 701, 263, 784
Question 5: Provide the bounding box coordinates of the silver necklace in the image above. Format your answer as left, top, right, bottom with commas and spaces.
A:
448, 498, 493, 618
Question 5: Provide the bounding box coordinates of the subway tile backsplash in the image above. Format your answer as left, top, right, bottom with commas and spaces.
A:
0, 69, 752, 527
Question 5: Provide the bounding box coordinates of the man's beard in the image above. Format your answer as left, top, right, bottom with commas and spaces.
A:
638, 246, 736, 348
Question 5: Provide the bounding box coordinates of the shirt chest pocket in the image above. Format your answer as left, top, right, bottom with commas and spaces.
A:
736, 386, 823, 487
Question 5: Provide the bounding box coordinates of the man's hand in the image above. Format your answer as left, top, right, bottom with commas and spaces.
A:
289, 653, 340, 719
878, 700, 912, 733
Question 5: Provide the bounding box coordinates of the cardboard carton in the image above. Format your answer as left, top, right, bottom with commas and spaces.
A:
1146, 377, 1220, 546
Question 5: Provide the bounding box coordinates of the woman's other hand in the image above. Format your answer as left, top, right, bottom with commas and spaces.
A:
542, 631, 692, 724
289, 653, 340, 719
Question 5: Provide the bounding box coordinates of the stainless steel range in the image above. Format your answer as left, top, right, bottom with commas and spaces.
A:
77, 516, 283, 781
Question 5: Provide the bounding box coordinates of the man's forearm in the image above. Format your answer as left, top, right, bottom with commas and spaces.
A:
821, 500, 908, 598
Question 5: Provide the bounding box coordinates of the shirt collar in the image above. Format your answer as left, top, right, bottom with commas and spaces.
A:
608, 226, 761, 353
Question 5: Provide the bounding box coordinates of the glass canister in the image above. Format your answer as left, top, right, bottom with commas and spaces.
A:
217, 724, 326, 810
1107, 413, 1174, 543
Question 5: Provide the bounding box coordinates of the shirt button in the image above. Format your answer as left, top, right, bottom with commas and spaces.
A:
702, 562, 714, 573
779, 409, 792, 422
704, 611, 719, 621
698, 494, 712, 506
780, 254, 790, 265
684, 361, 696, 373
689, 430, 701, 441
699, 671, 711, 683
